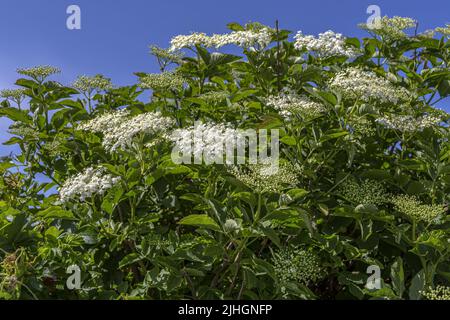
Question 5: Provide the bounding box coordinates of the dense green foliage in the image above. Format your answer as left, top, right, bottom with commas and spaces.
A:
0, 18, 449, 300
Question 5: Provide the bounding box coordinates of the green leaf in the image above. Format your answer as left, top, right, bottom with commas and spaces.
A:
37, 206, 75, 220
0, 107, 32, 124
119, 253, 141, 268
409, 269, 425, 300
227, 22, 244, 31
280, 135, 297, 146
286, 188, 309, 201
320, 129, 348, 142
391, 257, 405, 298
179, 214, 220, 231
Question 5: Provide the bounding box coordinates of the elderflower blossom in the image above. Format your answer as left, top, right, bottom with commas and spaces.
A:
223, 219, 241, 233
72, 75, 112, 93
8, 122, 39, 140
198, 91, 229, 104
347, 117, 376, 137
149, 45, 184, 64
329, 67, 410, 104
59, 167, 121, 202
266, 93, 325, 119
139, 72, 185, 91
421, 286, 450, 300
359, 16, 417, 41
17, 65, 60, 82
210, 28, 273, 49
0, 88, 26, 104
391, 194, 445, 224
78, 109, 130, 133
79, 110, 174, 152
170, 122, 245, 164
416, 29, 436, 39
294, 30, 358, 58
376, 114, 441, 132
339, 179, 387, 206
169, 32, 210, 51
436, 24, 450, 36
103, 112, 174, 152
272, 247, 324, 288
169, 28, 273, 51
229, 162, 299, 194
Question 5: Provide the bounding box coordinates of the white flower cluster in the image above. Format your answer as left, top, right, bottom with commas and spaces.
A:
79, 110, 174, 152
169, 28, 272, 51
72, 75, 112, 93
294, 30, 358, 58
149, 45, 184, 64
59, 167, 120, 203
169, 32, 210, 51
170, 122, 245, 163
376, 114, 441, 132
8, 122, 39, 140
339, 179, 387, 206
391, 194, 445, 224
360, 16, 416, 41
422, 285, 450, 300
229, 162, 299, 194
17, 65, 60, 82
199, 91, 229, 104
78, 109, 130, 133
347, 117, 376, 137
329, 67, 410, 104
0, 88, 26, 104
436, 24, 450, 36
272, 247, 324, 288
104, 112, 174, 152
223, 219, 241, 233
266, 93, 325, 119
139, 72, 185, 91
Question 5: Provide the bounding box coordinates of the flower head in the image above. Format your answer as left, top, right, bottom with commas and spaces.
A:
169, 32, 211, 51
360, 16, 417, 41
391, 194, 445, 224
339, 179, 387, 206
224, 219, 241, 233
17, 65, 60, 82
266, 93, 325, 119
199, 91, 229, 104
0, 88, 26, 105
272, 247, 324, 287
8, 122, 39, 140
149, 45, 184, 64
376, 114, 441, 132
73, 74, 112, 93
421, 285, 450, 300
139, 72, 185, 91
436, 24, 450, 36
170, 122, 245, 164
79, 110, 174, 152
59, 167, 121, 203
329, 67, 410, 104
294, 30, 358, 58
169, 28, 273, 51
229, 161, 299, 194
78, 109, 130, 133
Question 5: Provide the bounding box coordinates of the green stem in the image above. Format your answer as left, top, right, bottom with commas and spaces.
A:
254, 192, 262, 224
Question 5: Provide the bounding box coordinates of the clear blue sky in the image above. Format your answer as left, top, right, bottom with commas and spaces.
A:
1, 0, 449, 156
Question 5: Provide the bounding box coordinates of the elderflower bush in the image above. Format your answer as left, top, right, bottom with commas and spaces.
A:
0, 18, 449, 300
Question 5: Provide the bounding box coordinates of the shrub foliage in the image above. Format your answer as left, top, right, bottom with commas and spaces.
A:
0, 18, 449, 300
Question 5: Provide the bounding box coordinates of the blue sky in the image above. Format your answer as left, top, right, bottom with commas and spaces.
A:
0, 0, 449, 155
